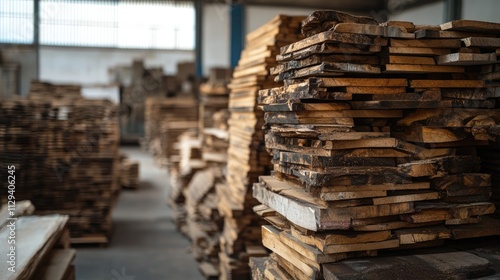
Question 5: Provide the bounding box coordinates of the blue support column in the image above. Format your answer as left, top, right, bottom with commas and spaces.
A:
195, 0, 203, 78
444, 0, 462, 22
230, 3, 245, 68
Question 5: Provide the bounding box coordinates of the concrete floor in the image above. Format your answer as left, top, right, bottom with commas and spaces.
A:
75, 146, 204, 280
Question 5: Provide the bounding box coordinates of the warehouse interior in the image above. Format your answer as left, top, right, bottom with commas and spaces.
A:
2, 0, 500, 279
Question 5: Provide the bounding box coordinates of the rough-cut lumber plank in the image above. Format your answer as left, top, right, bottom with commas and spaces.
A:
384, 64, 464, 73
318, 131, 390, 141
277, 43, 382, 62
258, 176, 328, 207
292, 228, 392, 247
277, 62, 381, 81
318, 238, 400, 254
323, 249, 492, 280
315, 77, 408, 87
261, 226, 321, 279
382, 55, 436, 65
333, 23, 414, 38
415, 29, 497, 38
410, 79, 485, 88
390, 38, 461, 48
253, 181, 415, 231
279, 230, 373, 264
281, 31, 378, 55
462, 37, 500, 48
302, 10, 378, 37
437, 53, 497, 65
320, 182, 430, 193
440, 19, 500, 33
432, 173, 491, 191
320, 190, 387, 201
380, 21, 416, 32
372, 192, 440, 205
387, 47, 451, 56
249, 257, 266, 280
395, 226, 451, 245
393, 127, 468, 143
273, 54, 380, 74
277, 151, 396, 168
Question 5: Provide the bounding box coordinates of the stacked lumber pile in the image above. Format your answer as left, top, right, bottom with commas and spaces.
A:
168, 130, 204, 234
0, 201, 76, 280
217, 15, 306, 280
0, 82, 120, 245
199, 67, 232, 134
184, 167, 224, 279
202, 110, 230, 164
251, 11, 500, 279
119, 154, 140, 189
144, 96, 198, 165
479, 60, 500, 215
180, 77, 231, 279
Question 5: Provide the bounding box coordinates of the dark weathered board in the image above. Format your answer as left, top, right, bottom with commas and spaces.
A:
323, 249, 492, 280
301, 10, 378, 37
440, 19, 500, 33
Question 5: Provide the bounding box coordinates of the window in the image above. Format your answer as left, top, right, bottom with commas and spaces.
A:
0, 0, 34, 44
1, 0, 195, 50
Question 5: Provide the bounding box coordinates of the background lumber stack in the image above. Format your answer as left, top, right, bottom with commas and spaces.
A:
169, 74, 231, 279
144, 96, 198, 165
199, 67, 232, 136
119, 154, 140, 189
0, 82, 120, 245
251, 11, 500, 279
0, 201, 76, 280
168, 130, 203, 234
217, 15, 306, 280
184, 167, 224, 279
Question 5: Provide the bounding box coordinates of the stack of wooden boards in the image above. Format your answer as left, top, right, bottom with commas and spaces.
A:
179, 76, 232, 279
168, 130, 204, 234
0, 82, 120, 245
199, 67, 232, 136
119, 154, 140, 189
251, 10, 500, 279
184, 167, 225, 280
0, 201, 76, 280
144, 96, 198, 165
216, 15, 306, 280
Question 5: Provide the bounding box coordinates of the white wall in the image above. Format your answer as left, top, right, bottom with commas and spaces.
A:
202, 3, 230, 76
40, 46, 193, 85
1, 45, 37, 95
388, 1, 445, 25
245, 6, 313, 34
462, 0, 499, 22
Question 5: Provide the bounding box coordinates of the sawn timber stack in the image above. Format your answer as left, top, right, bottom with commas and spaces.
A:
252, 10, 500, 280
218, 15, 306, 280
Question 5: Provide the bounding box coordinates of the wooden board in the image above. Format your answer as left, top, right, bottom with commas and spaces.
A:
0, 215, 68, 280
38, 249, 76, 280
437, 53, 497, 65
323, 249, 492, 280
301, 10, 378, 37
253, 181, 415, 231
440, 19, 500, 33
0, 200, 35, 229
